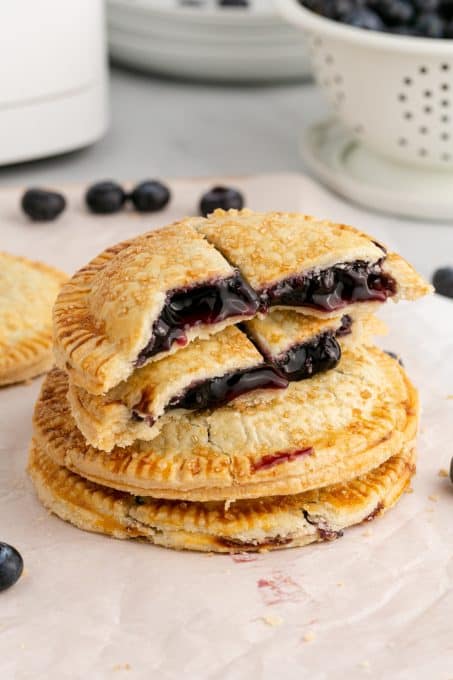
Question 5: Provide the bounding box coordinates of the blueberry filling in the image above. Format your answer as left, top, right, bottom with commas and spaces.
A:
275, 333, 341, 382
260, 260, 396, 312
252, 447, 314, 472
132, 365, 287, 422
135, 273, 259, 366
336, 314, 353, 337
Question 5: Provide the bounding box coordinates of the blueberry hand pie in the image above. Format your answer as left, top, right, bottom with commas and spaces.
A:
28, 441, 415, 553
0, 252, 66, 386
244, 310, 385, 382
33, 347, 418, 502
195, 210, 431, 317
53, 222, 259, 395
29, 208, 430, 554
68, 325, 287, 452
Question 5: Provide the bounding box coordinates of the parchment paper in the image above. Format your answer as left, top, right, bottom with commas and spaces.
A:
1, 174, 452, 680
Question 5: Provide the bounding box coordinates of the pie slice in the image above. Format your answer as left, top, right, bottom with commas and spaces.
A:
244, 311, 385, 382
33, 347, 419, 502
53, 221, 259, 395
68, 325, 288, 452
28, 441, 416, 553
194, 210, 432, 317
0, 252, 66, 386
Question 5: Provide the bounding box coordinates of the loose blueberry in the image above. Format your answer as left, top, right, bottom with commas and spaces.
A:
432, 267, 453, 298
384, 350, 404, 366
85, 181, 126, 215
219, 0, 249, 6
0, 543, 23, 592
130, 180, 171, 213
21, 188, 66, 222
199, 186, 244, 217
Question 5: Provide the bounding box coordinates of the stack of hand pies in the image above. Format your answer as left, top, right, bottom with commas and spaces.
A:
28, 210, 432, 553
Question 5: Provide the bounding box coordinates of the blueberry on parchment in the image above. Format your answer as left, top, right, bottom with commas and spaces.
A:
22, 188, 66, 222
0, 542, 23, 592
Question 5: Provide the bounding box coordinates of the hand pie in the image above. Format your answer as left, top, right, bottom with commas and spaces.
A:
33, 347, 418, 502
244, 311, 385, 381
28, 441, 415, 553
68, 325, 287, 452
194, 209, 432, 317
67, 313, 384, 452
0, 252, 66, 386
53, 222, 259, 395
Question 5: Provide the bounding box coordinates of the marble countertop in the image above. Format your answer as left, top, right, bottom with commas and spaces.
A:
0, 65, 451, 282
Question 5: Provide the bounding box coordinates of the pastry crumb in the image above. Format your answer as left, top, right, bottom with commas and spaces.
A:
362, 529, 372, 537
303, 631, 315, 642
446, 395, 453, 400
112, 664, 131, 672
359, 660, 370, 670
262, 615, 284, 627
405, 487, 414, 494
438, 468, 449, 478
336, 582, 344, 587
428, 494, 439, 502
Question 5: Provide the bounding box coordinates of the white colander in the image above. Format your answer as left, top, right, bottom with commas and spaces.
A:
277, 0, 453, 170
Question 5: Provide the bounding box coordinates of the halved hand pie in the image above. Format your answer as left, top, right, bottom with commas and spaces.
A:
53, 222, 259, 395
68, 325, 288, 452
244, 311, 384, 382
53, 211, 431, 396
194, 210, 432, 317
0, 252, 66, 386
